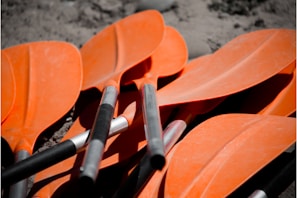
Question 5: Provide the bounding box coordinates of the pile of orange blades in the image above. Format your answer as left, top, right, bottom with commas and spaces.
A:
1, 9, 295, 198
122, 60, 296, 198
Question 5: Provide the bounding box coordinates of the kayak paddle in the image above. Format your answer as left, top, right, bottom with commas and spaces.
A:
79, 10, 165, 185
157, 29, 296, 106
120, 25, 188, 169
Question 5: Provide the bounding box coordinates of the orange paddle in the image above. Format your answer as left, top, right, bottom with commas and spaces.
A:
79, 10, 165, 185
120, 25, 188, 169
1, 51, 16, 123
160, 114, 295, 198
157, 29, 296, 106
1, 41, 82, 197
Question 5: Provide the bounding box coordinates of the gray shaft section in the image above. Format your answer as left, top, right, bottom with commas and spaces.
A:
108, 115, 129, 137
80, 85, 118, 183
142, 84, 165, 159
9, 150, 30, 198
71, 131, 90, 151
163, 120, 187, 153
79, 139, 105, 182
101, 86, 119, 106
248, 190, 268, 198
71, 115, 129, 152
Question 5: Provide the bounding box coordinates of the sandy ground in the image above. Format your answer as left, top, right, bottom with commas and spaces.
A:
2, 0, 296, 57
1, 0, 296, 197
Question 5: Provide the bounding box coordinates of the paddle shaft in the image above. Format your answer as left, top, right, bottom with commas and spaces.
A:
2, 98, 212, 186
113, 104, 198, 198
249, 155, 296, 198
79, 85, 118, 184
2, 115, 128, 186
141, 84, 165, 170
2, 96, 222, 186
9, 150, 30, 198
113, 119, 187, 198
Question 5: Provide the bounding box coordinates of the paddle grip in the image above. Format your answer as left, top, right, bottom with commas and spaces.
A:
142, 84, 165, 170
8, 150, 30, 198
9, 180, 28, 198
2, 140, 79, 187
113, 119, 186, 198
79, 86, 118, 186
2, 115, 129, 187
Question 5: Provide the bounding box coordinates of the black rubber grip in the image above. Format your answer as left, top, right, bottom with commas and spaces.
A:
91, 103, 114, 142
2, 140, 76, 187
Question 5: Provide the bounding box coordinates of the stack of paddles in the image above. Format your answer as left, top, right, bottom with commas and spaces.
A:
1, 10, 296, 198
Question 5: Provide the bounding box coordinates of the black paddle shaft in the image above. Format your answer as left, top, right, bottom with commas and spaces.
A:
142, 84, 165, 170
2, 131, 89, 187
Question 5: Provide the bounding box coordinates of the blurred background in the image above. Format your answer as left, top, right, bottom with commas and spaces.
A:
2, 0, 296, 59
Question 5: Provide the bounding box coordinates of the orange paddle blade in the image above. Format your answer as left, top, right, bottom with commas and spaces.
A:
1, 51, 16, 122
121, 25, 188, 88
1, 41, 82, 154
157, 29, 296, 107
81, 10, 165, 91
163, 114, 295, 197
